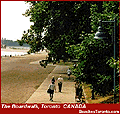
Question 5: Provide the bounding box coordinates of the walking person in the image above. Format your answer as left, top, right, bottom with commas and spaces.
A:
75, 80, 82, 102
75, 80, 80, 99
57, 75, 63, 92
48, 81, 56, 101
78, 82, 83, 102
51, 76, 56, 84
67, 68, 71, 80
73, 63, 76, 68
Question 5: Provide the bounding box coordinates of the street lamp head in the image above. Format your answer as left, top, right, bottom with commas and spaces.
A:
94, 25, 108, 40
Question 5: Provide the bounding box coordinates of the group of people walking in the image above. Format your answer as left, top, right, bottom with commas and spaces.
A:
48, 75, 63, 101
47, 68, 83, 102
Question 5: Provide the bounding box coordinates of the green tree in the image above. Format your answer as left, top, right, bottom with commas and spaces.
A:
66, 1, 119, 98
18, 1, 119, 99
18, 1, 91, 59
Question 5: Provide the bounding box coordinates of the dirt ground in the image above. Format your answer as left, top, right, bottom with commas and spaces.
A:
1, 53, 55, 103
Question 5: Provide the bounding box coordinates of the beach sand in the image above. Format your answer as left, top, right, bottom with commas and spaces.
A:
1, 52, 55, 103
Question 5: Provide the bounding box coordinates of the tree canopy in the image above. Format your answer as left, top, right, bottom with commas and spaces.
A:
66, 1, 119, 97
18, 1, 91, 58
18, 1, 119, 99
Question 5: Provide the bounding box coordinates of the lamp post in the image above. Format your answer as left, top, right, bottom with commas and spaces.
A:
94, 18, 116, 103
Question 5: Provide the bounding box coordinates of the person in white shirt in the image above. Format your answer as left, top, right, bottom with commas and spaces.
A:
57, 75, 63, 92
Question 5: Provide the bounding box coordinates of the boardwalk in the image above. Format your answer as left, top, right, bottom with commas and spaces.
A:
26, 65, 76, 103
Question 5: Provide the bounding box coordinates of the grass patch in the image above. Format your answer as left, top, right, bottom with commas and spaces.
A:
56, 60, 73, 66
83, 82, 119, 104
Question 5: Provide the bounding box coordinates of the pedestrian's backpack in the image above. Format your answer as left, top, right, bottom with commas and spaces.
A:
47, 85, 51, 93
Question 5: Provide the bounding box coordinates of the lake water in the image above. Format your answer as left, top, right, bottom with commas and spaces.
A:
7, 46, 30, 50
1, 46, 30, 57
1, 51, 28, 57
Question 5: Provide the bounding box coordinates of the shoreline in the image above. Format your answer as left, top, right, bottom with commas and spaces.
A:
1, 46, 30, 51
1, 48, 29, 57
1, 52, 55, 103
1, 48, 47, 57
1, 48, 29, 52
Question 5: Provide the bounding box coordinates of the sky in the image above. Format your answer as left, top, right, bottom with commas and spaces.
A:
1, 1, 33, 41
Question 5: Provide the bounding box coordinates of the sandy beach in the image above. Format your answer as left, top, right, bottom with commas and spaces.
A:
1, 51, 55, 103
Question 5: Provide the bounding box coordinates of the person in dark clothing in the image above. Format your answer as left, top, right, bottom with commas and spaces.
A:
48, 81, 56, 101
78, 83, 82, 101
50, 76, 56, 85
75, 80, 82, 102
75, 80, 80, 98
51, 76, 55, 84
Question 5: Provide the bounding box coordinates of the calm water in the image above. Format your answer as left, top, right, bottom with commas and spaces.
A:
1, 51, 28, 57
1, 46, 30, 57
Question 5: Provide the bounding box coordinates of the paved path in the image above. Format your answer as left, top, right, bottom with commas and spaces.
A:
26, 65, 76, 103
